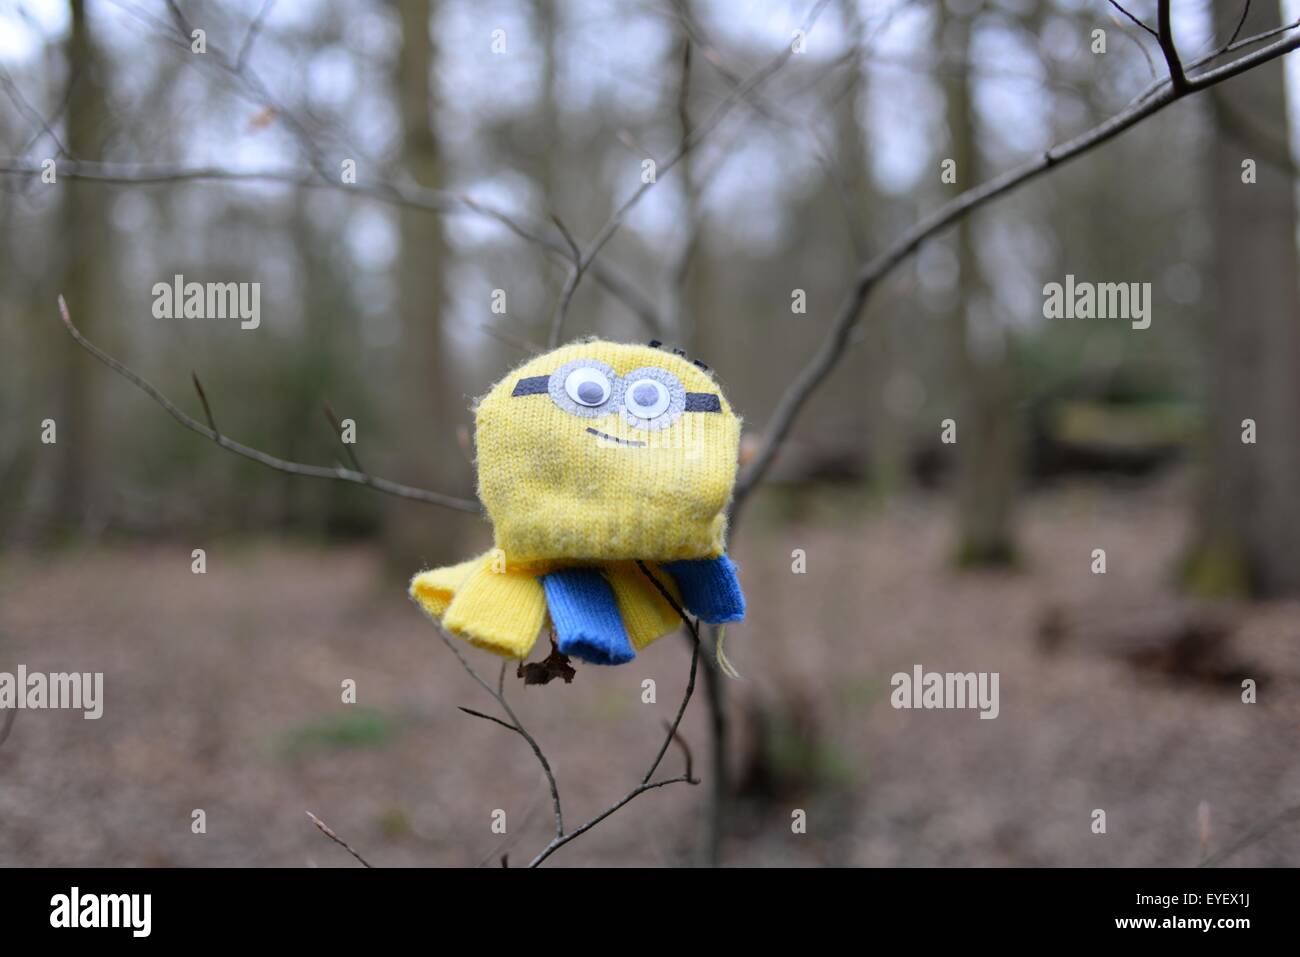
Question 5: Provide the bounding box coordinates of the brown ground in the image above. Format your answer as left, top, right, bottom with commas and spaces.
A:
2, 476, 1298, 867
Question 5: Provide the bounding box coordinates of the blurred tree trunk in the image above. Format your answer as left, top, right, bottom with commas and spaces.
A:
51, 0, 104, 535
1188, 1, 1300, 597
837, 0, 901, 495
535, 0, 560, 208
941, 3, 1018, 566
668, 23, 703, 349
390, 0, 475, 567
662, 4, 726, 868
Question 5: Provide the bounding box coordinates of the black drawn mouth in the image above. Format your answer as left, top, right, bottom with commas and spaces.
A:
586, 427, 646, 447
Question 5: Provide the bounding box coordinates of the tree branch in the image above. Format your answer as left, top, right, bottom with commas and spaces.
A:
1107, 1, 1158, 40
431, 623, 565, 839
546, 0, 832, 346
55, 296, 481, 513
0, 158, 665, 336
734, 19, 1300, 507
524, 563, 702, 867
1200, 803, 1300, 867
1155, 0, 1188, 92
305, 810, 373, 868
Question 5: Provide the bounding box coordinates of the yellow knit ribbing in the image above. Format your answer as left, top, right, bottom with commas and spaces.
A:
475, 341, 740, 565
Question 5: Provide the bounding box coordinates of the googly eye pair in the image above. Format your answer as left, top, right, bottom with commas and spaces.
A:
547, 360, 685, 431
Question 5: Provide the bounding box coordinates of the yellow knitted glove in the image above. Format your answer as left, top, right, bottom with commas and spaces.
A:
409, 339, 743, 665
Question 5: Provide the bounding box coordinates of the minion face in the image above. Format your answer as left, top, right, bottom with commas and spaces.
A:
474, 340, 741, 564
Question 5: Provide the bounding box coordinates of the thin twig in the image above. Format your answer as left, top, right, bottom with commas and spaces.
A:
305, 810, 373, 868
662, 718, 694, 781
548, 213, 581, 263
525, 564, 702, 867
457, 705, 518, 734
1155, 0, 1188, 92
476, 319, 545, 355
0, 159, 665, 336
1137, 15, 1300, 107
428, 625, 564, 838
0, 63, 71, 158
190, 372, 219, 435
546, 0, 832, 346
1107, 1, 1158, 40
1200, 803, 1300, 867
235, 0, 276, 72
527, 774, 695, 867
323, 402, 365, 474
635, 560, 701, 784
1222, 1, 1253, 53
55, 296, 480, 512
0, 707, 15, 749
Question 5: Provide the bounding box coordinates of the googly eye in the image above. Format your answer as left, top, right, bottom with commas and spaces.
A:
548, 359, 620, 417
619, 366, 686, 431
564, 367, 612, 407
624, 378, 670, 419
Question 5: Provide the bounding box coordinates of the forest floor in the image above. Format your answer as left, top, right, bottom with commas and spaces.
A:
2, 474, 1298, 867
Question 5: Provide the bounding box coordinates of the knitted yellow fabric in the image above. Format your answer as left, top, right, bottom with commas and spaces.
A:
410, 339, 742, 661
477, 340, 740, 563
411, 553, 686, 658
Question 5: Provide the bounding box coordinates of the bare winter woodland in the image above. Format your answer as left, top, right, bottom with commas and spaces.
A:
2, 0, 1300, 867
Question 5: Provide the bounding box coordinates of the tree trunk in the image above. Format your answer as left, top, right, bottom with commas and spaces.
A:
837, 0, 902, 495
389, 0, 475, 568
52, 0, 103, 534
941, 4, 1019, 566
1189, 1, 1300, 597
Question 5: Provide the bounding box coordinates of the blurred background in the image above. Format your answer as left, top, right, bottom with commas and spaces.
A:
2, 0, 1300, 867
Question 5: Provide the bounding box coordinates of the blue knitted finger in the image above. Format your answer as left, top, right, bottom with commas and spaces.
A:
541, 568, 636, 665
662, 554, 746, 624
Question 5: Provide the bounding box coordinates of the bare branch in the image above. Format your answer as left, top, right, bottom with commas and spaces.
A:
1107, 1, 1159, 40
1132, 16, 1300, 109
476, 319, 545, 355
427, 622, 564, 838
735, 20, 1300, 506
1108, 14, 1159, 78
0, 160, 665, 336
55, 296, 481, 513
635, 560, 701, 784
546, 0, 832, 346
457, 705, 518, 734
1200, 803, 1300, 867
130, 0, 671, 345
523, 563, 702, 867
670, 0, 870, 257
235, 0, 277, 73
1222, 1, 1253, 53
0, 63, 70, 158
305, 810, 373, 868
190, 371, 219, 435
1155, 0, 1189, 92
548, 212, 581, 263
662, 718, 694, 781
527, 773, 695, 867
323, 402, 365, 474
